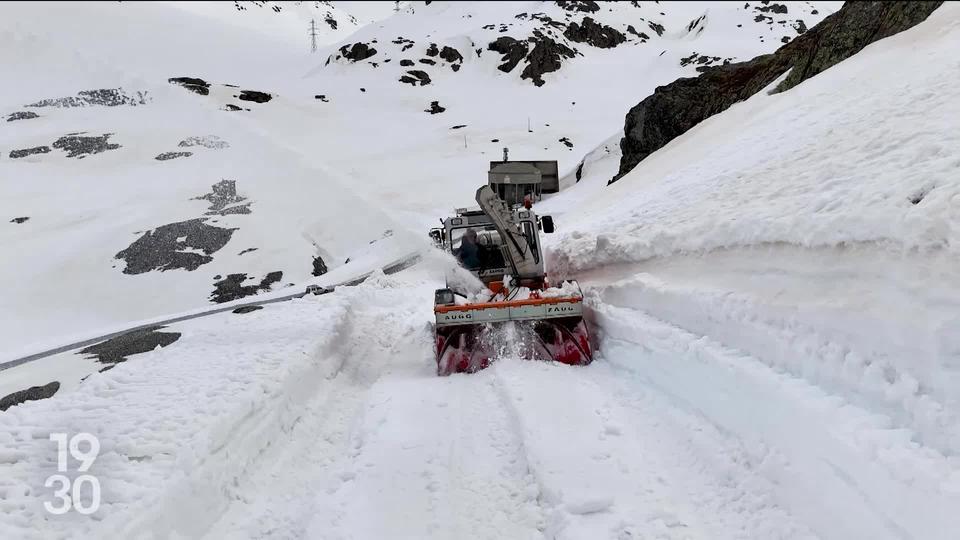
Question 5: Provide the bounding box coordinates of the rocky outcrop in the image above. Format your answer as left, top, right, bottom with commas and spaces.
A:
564, 17, 626, 49
168, 77, 210, 96
80, 326, 181, 364
210, 271, 283, 303
6, 111, 39, 122
9, 146, 50, 159
312, 256, 328, 276
52, 133, 120, 159
439, 46, 463, 64
10, 217, 30, 224
0, 382, 60, 412
399, 70, 432, 86
233, 305, 263, 314
425, 100, 446, 114
339, 42, 377, 62
556, 0, 599, 13
488, 36, 527, 73
238, 90, 272, 103
520, 33, 578, 87
611, 1, 944, 184
116, 219, 236, 274
28, 88, 149, 107
155, 151, 192, 161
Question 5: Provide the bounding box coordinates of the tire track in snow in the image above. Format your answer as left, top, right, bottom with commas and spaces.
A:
490, 358, 811, 539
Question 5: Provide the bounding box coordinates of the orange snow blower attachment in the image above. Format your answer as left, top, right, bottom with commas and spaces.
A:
434, 291, 592, 375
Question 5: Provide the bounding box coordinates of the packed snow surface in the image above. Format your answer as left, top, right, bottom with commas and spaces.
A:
2, 2, 958, 540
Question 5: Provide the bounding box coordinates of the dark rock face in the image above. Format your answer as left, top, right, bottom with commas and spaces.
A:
10, 217, 30, 224
238, 247, 258, 255
520, 33, 578, 87
233, 305, 264, 314
419, 58, 436, 65
6, 111, 39, 122
168, 77, 210, 96
339, 42, 378, 62
315, 94, 329, 102
559, 137, 574, 148
210, 271, 283, 303
556, 0, 600, 13
28, 88, 149, 107
450, 124, 467, 130
400, 59, 415, 66
626, 25, 650, 41
680, 52, 731, 70
80, 326, 181, 364
312, 255, 328, 276
9, 146, 51, 159
488, 36, 528, 73
0, 382, 60, 412
224, 104, 243, 112
611, 1, 944, 184
756, 1, 789, 14
179, 135, 229, 149
155, 151, 192, 161
52, 133, 120, 159
426, 43, 439, 57
425, 100, 446, 114
193, 179, 250, 216
238, 90, 272, 103
399, 70, 432, 86
647, 21, 665, 36
116, 219, 236, 274
439, 46, 463, 64
324, 15, 337, 30
564, 17, 626, 48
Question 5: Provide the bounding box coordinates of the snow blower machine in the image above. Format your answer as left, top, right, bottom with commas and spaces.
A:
429, 184, 593, 375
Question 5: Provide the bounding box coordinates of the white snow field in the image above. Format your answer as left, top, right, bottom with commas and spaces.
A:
2, 1, 959, 540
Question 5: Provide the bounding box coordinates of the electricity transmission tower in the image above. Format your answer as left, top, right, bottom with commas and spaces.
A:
309, 19, 318, 53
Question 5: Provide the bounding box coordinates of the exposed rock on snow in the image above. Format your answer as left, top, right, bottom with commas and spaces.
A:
193, 179, 250, 216
79, 326, 181, 364
425, 100, 445, 114
0, 381, 59, 412
438, 45, 463, 64
338, 42, 378, 62
10, 217, 30, 224
168, 77, 210, 95
238, 247, 258, 255
6, 111, 39, 122
210, 271, 283, 303
399, 59, 415, 66
232, 305, 263, 314
556, 0, 600, 13
626, 25, 650, 41
312, 255, 328, 276
488, 36, 527, 73
563, 17, 626, 49
612, 0, 945, 183
155, 151, 192, 161
520, 32, 578, 87
26, 88, 148, 108
9, 146, 50, 159
178, 135, 229, 149
52, 132, 121, 159
399, 70, 432, 86
115, 219, 236, 274
239, 89, 272, 103
680, 52, 732, 70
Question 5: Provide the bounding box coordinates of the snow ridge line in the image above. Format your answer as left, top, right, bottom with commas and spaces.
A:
592, 302, 960, 538
97, 302, 356, 540
594, 275, 960, 457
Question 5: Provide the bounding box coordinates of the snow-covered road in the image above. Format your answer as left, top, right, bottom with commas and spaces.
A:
197, 268, 959, 540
